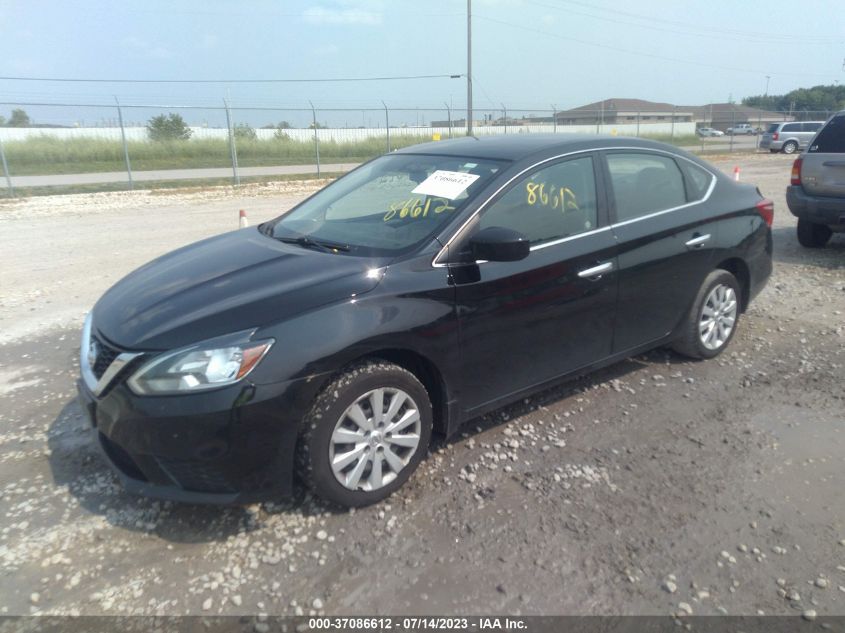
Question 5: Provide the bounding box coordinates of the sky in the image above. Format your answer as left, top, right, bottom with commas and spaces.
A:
1, 0, 843, 128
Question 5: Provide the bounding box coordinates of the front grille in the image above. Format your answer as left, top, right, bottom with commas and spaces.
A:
154, 457, 236, 493
92, 337, 120, 380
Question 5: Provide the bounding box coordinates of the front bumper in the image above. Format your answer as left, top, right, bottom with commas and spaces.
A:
77, 372, 326, 504
786, 186, 845, 227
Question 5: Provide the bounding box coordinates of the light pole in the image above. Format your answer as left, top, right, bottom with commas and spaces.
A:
551, 104, 557, 133
467, 0, 473, 136
765, 75, 771, 97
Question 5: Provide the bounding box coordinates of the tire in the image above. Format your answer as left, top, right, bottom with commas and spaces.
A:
796, 218, 832, 248
672, 270, 741, 360
782, 141, 799, 154
296, 360, 433, 507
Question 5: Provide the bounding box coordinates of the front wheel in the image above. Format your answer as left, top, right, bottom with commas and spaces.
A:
297, 361, 432, 507
672, 270, 741, 360
796, 218, 832, 248
782, 141, 799, 154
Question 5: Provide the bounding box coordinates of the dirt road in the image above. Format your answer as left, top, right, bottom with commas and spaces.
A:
0, 153, 843, 618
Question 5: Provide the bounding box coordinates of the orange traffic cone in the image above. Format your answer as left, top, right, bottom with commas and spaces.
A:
239, 209, 249, 228
733, 166, 740, 181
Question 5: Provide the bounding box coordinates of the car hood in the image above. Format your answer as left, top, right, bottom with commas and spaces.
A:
93, 227, 386, 350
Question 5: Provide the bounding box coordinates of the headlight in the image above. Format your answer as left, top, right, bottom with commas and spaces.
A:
128, 333, 273, 395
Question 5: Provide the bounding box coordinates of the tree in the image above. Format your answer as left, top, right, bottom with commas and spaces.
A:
8, 108, 31, 127
233, 123, 257, 140
0, 115, 5, 127
273, 121, 293, 140
743, 84, 845, 117
146, 113, 192, 141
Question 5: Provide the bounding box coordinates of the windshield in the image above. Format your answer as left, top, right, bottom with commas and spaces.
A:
264, 153, 506, 257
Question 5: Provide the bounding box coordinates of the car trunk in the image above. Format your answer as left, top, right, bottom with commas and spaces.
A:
802, 155, 845, 197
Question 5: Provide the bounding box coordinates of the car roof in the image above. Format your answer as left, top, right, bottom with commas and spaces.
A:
394, 133, 683, 162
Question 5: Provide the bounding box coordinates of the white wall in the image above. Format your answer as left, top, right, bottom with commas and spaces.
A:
0, 121, 696, 144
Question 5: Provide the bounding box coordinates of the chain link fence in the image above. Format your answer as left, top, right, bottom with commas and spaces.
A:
0, 101, 837, 196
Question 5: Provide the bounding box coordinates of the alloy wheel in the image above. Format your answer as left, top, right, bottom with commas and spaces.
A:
699, 284, 738, 351
329, 388, 422, 491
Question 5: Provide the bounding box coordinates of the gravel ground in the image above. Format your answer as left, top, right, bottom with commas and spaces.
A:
0, 153, 843, 618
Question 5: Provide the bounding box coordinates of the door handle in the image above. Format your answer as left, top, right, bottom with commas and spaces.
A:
685, 233, 711, 249
578, 261, 614, 280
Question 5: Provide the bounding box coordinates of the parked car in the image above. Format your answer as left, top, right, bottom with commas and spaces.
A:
726, 123, 756, 135
760, 121, 825, 154
78, 135, 774, 507
697, 127, 724, 137
786, 111, 845, 247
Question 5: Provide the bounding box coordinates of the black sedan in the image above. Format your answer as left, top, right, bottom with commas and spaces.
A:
78, 135, 773, 507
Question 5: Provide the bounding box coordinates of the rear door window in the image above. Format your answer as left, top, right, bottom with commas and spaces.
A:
606, 153, 687, 222
802, 122, 823, 133
808, 116, 845, 153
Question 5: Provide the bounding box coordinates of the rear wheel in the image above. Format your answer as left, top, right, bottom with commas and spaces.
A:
297, 361, 432, 507
782, 141, 799, 154
672, 270, 741, 360
797, 218, 832, 248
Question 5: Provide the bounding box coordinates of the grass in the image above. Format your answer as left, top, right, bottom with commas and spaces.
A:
0, 135, 426, 177
640, 133, 700, 146
0, 132, 706, 178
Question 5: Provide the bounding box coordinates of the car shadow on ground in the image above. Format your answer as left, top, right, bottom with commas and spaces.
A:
46, 398, 339, 544
770, 226, 845, 268
429, 347, 687, 451
46, 345, 689, 542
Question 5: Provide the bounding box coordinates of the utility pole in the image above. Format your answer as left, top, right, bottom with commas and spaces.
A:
765, 75, 771, 97
309, 100, 320, 177
467, 0, 473, 136
114, 96, 133, 190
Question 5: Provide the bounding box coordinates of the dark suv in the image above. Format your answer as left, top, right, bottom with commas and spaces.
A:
787, 111, 845, 247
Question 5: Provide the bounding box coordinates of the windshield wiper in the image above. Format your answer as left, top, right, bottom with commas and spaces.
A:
276, 235, 351, 252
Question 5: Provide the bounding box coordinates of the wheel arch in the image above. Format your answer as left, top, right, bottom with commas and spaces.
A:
305, 347, 452, 437
361, 348, 450, 437
715, 257, 751, 312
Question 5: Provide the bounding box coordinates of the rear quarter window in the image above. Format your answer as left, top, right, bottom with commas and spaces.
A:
781, 123, 802, 133
680, 161, 714, 202
808, 116, 845, 153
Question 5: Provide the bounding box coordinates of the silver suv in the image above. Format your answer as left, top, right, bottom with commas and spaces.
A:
786, 111, 845, 247
760, 121, 825, 154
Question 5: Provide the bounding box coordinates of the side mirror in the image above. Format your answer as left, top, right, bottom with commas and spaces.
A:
468, 226, 530, 262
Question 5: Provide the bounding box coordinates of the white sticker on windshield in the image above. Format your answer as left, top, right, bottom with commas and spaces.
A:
412, 170, 480, 200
